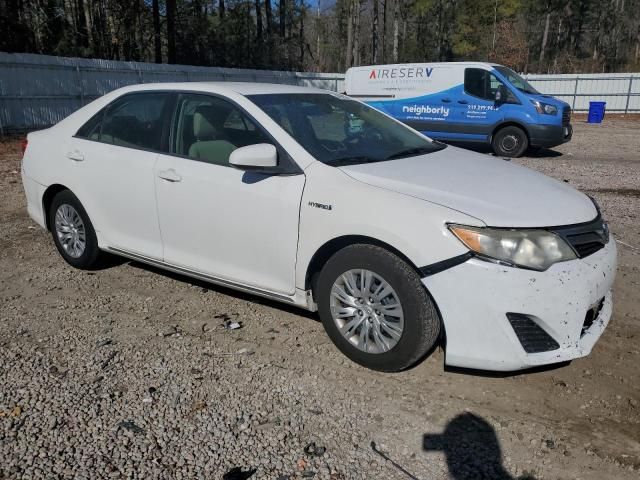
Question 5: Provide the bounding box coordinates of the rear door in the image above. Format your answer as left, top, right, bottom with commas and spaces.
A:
154, 92, 305, 295
70, 92, 173, 258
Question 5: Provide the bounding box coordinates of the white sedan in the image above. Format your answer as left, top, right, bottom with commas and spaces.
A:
21, 82, 616, 372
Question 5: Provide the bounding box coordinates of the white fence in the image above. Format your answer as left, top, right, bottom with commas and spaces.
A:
524, 72, 640, 113
1, 52, 638, 132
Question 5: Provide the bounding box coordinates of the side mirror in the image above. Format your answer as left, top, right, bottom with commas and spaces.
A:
229, 143, 278, 170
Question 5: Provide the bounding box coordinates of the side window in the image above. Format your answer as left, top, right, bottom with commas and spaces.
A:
464, 68, 508, 101
76, 110, 104, 140
174, 94, 269, 166
89, 93, 172, 151
100, 92, 171, 150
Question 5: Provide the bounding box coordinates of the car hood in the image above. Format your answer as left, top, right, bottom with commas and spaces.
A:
338, 146, 597, 228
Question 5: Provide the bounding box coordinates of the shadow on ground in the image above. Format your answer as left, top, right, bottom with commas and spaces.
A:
446, 141, 563, 159
423, 413, 537, 480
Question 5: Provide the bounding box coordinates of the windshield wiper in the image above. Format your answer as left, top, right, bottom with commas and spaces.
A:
326, 156, 381, 166
385, 144, 445, 160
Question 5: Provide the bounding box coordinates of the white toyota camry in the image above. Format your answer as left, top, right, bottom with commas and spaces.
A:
21, 82, 616, 372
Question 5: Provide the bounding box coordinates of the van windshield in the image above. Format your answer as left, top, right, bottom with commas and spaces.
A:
247, 93, 446, 166
495, 66, 539, 95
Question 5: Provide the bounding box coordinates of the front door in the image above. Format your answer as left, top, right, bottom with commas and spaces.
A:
454, 68, 510, 141
154, 93, 305, 295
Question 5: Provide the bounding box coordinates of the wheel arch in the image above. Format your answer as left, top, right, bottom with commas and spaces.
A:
42, 184, 71, 231
304, 235, 423, 292
490, 121, 531, 144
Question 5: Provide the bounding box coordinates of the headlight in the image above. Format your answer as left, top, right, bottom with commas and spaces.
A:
531, 100, 557, 115
449, 225, 576, 271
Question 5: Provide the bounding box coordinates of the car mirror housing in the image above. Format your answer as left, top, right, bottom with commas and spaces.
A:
229, 143, 278, 170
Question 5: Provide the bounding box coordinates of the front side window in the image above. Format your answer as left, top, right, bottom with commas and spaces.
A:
78, 92, 172, 151
248, 93, 445, 166
464, 68, 512, 101
174, 93, 269, 166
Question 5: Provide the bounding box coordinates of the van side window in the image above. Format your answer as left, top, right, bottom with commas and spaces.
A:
77, 92, 172, 152
464, 68, 511, 102
174, 93, 270, 167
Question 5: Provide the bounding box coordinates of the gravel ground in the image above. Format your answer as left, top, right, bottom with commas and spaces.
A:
1, 116, 639, 480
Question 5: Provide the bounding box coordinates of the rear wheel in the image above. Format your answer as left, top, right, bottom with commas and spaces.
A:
316, 244, 440, 372
492, 125, 528, 158
48, 190, 101, 269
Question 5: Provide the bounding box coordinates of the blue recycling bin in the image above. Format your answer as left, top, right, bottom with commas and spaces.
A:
587, 101, 606, 123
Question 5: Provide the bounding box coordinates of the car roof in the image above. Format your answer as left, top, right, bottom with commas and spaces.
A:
112, 82, 331, 97
347, 62, 502, 72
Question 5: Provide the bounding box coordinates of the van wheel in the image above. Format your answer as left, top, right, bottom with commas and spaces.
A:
315, 244, 440, 372
48, 190, 101, 269
492, 126, 528, 158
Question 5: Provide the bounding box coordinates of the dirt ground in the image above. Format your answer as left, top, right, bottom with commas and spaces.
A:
1, 116, 639, 479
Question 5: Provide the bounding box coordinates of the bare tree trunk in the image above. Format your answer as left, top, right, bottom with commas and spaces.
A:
255, 0, 263, 39
265, 0, 273, 33
152, 0, 162, 63
280, 0, 286, 37
299, 12, 304, 65
392, 0, 398, 62
82, 0, 93, 52
265, 0, 273, 64
372, 0, 379, 63
381, 0, 387, 62
346, 0, 353, 67
219, 0, 225, 19
352, 0, 361, 66
539, 11, 550, 63
166, 0, 177, 64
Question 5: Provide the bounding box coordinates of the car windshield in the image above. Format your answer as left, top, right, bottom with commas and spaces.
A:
495, 66, 539, 95
247, 93, 446, 166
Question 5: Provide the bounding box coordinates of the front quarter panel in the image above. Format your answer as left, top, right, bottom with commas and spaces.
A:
296, 161, 483, 289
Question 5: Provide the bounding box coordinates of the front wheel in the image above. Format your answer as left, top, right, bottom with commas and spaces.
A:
316, 244, 440, 372
492, 125, 528, 158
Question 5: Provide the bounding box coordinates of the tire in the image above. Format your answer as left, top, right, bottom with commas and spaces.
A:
48, 190, 101, 269
315, 244, 440, 372
492, 125, 528, 158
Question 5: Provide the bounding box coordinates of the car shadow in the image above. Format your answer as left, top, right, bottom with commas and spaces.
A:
446, 141, 563, 159
443, 361, 571, 378
423, 412, 537, 480
124, 259, 319, 321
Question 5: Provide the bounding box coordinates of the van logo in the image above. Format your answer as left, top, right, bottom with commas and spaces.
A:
308, 201, 332, 211
369, 67, 433, 80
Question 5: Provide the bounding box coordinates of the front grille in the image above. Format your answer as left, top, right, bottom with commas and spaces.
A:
582, 298, 605, 337
507, 313, 560, 354
551, 215, 609, 259
562, 106, 571, 126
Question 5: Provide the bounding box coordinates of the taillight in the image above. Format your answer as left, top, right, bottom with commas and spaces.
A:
21, 138, 28, 155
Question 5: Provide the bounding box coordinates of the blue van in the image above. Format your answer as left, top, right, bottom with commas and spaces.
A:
345, 62, 572, 157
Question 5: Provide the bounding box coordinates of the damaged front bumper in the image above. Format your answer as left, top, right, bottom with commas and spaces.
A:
423, 238, 617, 371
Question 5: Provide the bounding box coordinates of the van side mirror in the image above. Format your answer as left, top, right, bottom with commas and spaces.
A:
229, 143, 278, 170
495, 85, 508, 103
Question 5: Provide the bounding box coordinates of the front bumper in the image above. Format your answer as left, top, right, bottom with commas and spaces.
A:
423, 239, 617, 371
528, 123, 573, 148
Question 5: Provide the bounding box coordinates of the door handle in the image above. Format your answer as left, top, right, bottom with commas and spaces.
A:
158, 169, 182, 182
457, 100, 469, 105
67, 150, 84, 161
441, 98, 452, 103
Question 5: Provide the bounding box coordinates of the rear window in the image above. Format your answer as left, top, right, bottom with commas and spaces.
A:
76, 92, 172, 152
